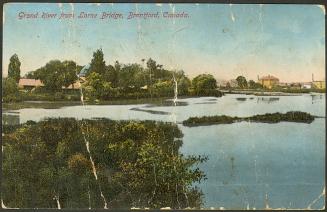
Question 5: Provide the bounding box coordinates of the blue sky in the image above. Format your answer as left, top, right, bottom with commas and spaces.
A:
3, 3, 325, 82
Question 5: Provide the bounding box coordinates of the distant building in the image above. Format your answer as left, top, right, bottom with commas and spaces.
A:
19, 78, 81, 90
289, 83, 302, 90
278, 82, 288, 87
258, 75, 279, 89
18, 78, 44, 89
301, 82, 312, 89
78, 64, 91, 77
312, 81, 325, 89
311, 74, 325, 89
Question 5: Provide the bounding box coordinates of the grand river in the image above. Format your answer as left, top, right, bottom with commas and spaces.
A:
2, 93, 325, 209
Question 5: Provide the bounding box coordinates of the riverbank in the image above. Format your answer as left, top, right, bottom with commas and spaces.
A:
221, 89, 325, 96
182, 111, 317, 127
2, 95, 204, 110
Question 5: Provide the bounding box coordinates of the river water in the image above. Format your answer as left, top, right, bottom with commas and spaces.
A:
2, 93, 325, 209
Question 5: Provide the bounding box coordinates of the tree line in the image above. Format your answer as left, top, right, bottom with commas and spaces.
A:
3, 49, 222, 102
227, 75, 263, 89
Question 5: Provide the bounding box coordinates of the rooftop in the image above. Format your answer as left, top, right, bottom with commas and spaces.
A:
18, 78, 44, 87
79, 64, 91, 77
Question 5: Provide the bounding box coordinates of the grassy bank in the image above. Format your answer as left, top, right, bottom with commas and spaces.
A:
182, 111, 316, 127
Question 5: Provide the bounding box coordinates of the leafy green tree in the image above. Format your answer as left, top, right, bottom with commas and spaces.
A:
146, 58, 157, 85
24, 71, 36, 79
8, 54, 21, 82
2, 78, 20, 102
89, 49, 106, 76
34, 60, 64, 91
236, 76, 248, 89
255, 82, 263, 89
104, 65, 118, 87
84, 72, 113, 100
31, 60, 78, 91
248, 80, 256, 89
61, 61, 78, 88
118, 64, 143, 89
134, 69, 147, 88
178, 76, 191, 96
153, 80, 174, 97
192, 74, 217, 95
248, 80, 263, 89
3, 78, 19, 96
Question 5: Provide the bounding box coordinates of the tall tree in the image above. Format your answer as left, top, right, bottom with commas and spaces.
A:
84, 72, 113, 100
2, 78, 19, 97
104, 65, 118, 87
248, 80, 256, 89
8, 54, 21, 82
89, 48, 106, 76
32, 60, 80, 91
118, 64, 142, 89
236, 76, 248, 89
192, 74, 217, 93
33, 60, 61, 91
191, 74, 220, 96
178, 76, 191, 96
61, 60, 78, 88
42, 60, 64, 91
146, 58, 157, 85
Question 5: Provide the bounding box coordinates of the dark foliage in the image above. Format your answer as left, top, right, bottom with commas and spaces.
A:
183, 111, 315, 127
2, 118, 207, 209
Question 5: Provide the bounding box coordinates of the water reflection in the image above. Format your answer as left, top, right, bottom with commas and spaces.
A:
256, 97, 280, 104
206, 98, 218, 101
195, 98, 218, 104
310, 94, 323, 104
144, 100, 188, 107
236, 97, 247, 101
130, 107, 171, 115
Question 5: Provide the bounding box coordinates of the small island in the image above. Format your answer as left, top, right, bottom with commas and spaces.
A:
182, 111, 316, 127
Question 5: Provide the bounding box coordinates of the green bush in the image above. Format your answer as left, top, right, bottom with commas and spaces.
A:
183, 111, 315, 127
2, 118, 207, 209
2, 78, 21, 102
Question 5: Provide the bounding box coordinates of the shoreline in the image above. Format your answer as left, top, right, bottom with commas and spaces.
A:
2, 95, 208, 110
2, 92, 325, 110
221, 90, 325, 96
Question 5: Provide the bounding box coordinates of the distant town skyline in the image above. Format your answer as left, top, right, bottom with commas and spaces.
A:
3, 3, 325, 82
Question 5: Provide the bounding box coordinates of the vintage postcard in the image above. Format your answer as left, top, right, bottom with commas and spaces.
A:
1, 2, 325, 210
